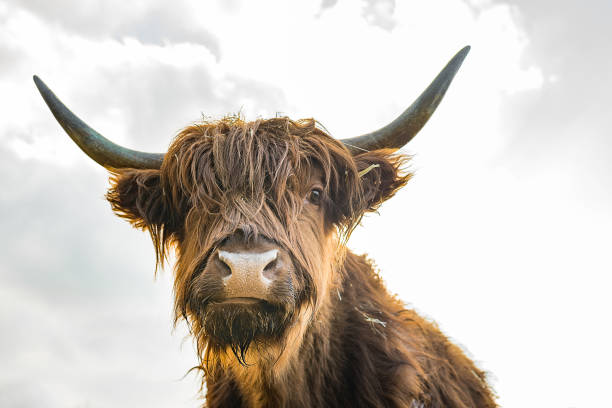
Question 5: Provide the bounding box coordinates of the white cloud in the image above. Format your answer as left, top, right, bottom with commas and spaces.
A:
361, 0, 397, 31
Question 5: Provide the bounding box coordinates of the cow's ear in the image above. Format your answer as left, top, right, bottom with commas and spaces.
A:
106, 169, 171, 230
353, 149, 412, 213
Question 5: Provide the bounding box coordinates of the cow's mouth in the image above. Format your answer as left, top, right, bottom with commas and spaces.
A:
201, 299, 294, 363
219, 297, 264, 305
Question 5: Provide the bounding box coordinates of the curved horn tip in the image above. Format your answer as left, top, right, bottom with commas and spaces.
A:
33, 75, 45, 90
340, 45, 472, 153
33, 75, 43, 93
451, 45, 471, 66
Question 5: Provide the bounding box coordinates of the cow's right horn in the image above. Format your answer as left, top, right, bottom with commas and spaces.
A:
340, 46, 470, 154
33, 76, 165, 170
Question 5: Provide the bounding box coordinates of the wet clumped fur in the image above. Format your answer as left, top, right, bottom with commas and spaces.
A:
106, 117, 497, 407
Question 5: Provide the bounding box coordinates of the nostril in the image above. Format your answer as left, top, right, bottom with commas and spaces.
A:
262, 258, 278, 280
216, 254, 232, 278
264, 259, 277, 272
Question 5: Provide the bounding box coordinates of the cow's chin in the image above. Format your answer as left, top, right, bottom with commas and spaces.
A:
202, 301, 293, 364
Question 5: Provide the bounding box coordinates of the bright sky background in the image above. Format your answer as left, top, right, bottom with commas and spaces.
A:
1, 0, 611, 407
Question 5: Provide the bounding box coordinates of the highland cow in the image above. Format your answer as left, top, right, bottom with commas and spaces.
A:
35, 46, 497, 407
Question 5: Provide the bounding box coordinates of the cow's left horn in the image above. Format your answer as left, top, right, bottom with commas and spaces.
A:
33, 76, 165, 169
340, 46, 470, 154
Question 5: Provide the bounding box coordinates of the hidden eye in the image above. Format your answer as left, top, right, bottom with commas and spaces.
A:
307, 188, 323, 206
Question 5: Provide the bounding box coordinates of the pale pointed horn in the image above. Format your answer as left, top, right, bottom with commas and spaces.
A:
33, 76, 165, 169
340, 46, 470, 154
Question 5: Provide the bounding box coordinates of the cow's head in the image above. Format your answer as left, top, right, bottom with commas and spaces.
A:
34, 47, 469, 374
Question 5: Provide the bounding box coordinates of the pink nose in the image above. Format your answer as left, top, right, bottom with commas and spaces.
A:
217, 249, 279, 299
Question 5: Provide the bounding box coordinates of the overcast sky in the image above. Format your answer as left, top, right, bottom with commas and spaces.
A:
1, 1, 610, 407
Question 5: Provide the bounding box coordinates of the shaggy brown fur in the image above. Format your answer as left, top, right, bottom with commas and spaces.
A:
106, 117, 497, 407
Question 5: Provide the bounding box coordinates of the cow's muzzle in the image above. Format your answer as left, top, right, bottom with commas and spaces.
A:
205, 231, 295, 304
